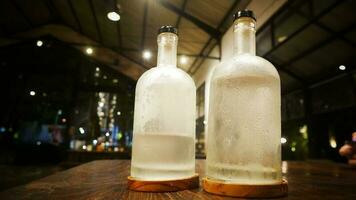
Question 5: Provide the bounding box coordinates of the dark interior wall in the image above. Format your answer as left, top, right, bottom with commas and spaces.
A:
0, 37, 136, 164
282, 71, 356, 161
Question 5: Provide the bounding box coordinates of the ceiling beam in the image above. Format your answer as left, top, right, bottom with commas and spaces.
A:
114, 0, 122, 47
89, 0, 103, 42
43, 0, 58, 21
67, 0, 83, 33
9, 0, 33, 27
294, 9, 356, 48
179, 53, 220, 60
158, 0, 221, 40
284, 68, 356, 96
141, 0, 148, 51
189, 0, 243, 74
3, 24, 149, 79
262, 0, 343, 58
280, 21, 356, 69
189, 38, 216, 74
1, 35, 220, 61
175, 0, 188, 28
270, 62, 306, 83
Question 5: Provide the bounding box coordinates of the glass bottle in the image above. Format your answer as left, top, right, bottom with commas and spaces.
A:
206, 10, 282, 184
130, 26, 196, 181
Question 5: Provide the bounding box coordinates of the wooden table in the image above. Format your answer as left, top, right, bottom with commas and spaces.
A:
1, 160, 355, 199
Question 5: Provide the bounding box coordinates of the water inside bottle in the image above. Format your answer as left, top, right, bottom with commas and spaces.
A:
131, 134, 195, 180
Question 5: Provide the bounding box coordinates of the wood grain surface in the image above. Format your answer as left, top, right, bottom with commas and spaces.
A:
1, 160, 356, 199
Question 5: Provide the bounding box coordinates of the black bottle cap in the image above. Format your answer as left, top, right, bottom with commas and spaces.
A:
158, 25, 178, 35
234, 10, 256, 21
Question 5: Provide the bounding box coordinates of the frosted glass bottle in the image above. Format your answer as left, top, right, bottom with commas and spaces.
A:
206, 11, 282, 184
130, 26, 196, 181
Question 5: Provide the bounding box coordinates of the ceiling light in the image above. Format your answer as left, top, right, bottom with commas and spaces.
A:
30, 90, 36, 96
107, 11, 120, 21
339, 65, 346, 70
143, 50, 152, 60
180, 56, 188, 64
86, 47, 93, 55
36, 40, 43, 47
281, 137, 287, 144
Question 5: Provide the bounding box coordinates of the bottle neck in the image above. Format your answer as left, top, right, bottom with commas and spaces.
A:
233, 17, 256, 56
157, 33, 178, 67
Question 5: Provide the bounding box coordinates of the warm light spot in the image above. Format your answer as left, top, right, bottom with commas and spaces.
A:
339, 65, 346, 71
117, 111, 121, 116
291, 147, 296, 152
105, 132, 110, 137
143, 50, 152, 60
36, 40, 43, 47
281, 137, 287, 144
107, 12, 120, 21
30, 91, 36, 96
86, 47, 93, 55
180, 56, 188, 64
299, 125, 308, 139
82, 145, 87, 150
329, 136, 337, 148
277, 36, 287, 43
79, 127, 85, 134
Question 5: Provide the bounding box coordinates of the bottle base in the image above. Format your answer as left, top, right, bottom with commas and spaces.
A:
202, 177, 288, 198
127, 174, 199, 192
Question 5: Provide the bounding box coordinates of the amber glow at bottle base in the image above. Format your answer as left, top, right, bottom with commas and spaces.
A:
127, 174, 199, 192
202, 178, 288, 198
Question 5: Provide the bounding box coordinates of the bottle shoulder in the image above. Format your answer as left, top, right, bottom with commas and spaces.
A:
136, 66, 196, 89
212, 54, 280, 80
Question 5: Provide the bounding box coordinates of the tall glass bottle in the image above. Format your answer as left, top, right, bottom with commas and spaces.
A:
130, 26, 196, 181
206, 10, 282, 184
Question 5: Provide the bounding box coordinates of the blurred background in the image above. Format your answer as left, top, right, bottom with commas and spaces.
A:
0, 0, 355, 191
